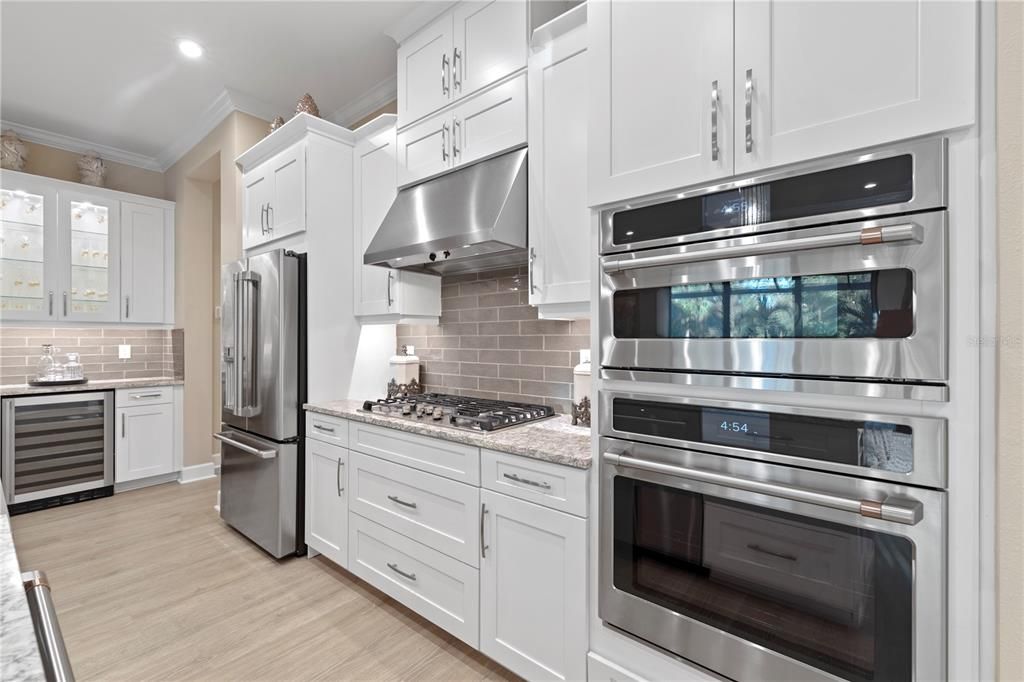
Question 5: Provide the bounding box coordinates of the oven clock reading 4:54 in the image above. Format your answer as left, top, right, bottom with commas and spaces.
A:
720, 420, 750, 433
701, 408, 771, 450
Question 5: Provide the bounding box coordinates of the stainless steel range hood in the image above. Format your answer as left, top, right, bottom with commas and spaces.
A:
363, 148, 527, 275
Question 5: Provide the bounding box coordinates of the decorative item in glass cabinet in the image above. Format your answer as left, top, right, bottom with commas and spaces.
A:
295, 93, 320, 118
1, 130, 27, 170
269, 115, 285, 133
77, 152, 107, 187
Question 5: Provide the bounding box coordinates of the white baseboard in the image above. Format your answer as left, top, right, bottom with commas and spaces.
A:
114, 472, 179, 493
179, 462, 217, 484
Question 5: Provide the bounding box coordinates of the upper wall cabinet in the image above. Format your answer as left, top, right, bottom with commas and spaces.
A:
352, 116, 441, 323
528, 5, 590, 318
0, 170, 174, 324
397, 0, 528, 130
588, 0, 976, 207
241, 141, 307, 251
733, 0, 976, 174
588, 0, 734, 207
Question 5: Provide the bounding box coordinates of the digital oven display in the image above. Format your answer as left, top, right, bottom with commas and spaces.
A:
700, 408, 770, 451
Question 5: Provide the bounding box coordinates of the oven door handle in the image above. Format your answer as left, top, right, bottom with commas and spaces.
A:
604, 452, 923, 525
601, 222, 920, 274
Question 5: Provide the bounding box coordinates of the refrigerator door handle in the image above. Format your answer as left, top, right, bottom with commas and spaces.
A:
237, 270, 262, 417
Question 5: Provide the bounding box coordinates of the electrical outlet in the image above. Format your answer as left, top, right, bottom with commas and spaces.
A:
118, 344, 132, 360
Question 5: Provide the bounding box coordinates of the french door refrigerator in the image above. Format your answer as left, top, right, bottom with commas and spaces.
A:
216, 249, 306, 558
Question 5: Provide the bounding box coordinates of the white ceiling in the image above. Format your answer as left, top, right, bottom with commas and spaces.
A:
1, 1, 445, 170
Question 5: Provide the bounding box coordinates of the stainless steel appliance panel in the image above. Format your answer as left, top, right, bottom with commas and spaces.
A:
599, 137, 946, 255
600, 212, 947, 382
600, 390, 947, 487
221, 259, 243, 430
217, 427, 297, 559
599, 436, 946, 682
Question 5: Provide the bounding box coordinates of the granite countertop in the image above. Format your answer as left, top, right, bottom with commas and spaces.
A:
305, 399, 592, 469
0, 377, 184, 397
0, 485, 46, 681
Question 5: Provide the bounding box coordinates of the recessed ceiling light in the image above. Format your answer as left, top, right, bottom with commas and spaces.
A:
177, 39, 204, 59
864, 182, 877, 190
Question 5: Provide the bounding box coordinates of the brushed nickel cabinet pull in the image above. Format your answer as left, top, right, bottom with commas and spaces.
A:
710, 80, 720, 162
745, 68, 754, 153
337, 458, 345, 496
387, 495, 417, 509
387, 562, 416, 581
503, 472, 551, 490
480, 503, 489, 558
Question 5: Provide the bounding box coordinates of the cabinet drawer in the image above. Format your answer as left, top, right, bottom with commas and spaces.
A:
587, 652, 646, 682
481, 449, 588, 517
305, 412, 349, 446
115, 385, 173, 407
349, 513, 479, 647
702, 501, 874, 626
348, 421, 480, 485
350, 452, 480, 566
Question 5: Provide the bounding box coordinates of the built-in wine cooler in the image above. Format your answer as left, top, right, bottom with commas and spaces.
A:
2, 391, 114, 514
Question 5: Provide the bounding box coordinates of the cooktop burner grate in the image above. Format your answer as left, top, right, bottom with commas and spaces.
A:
361, 393, 555, 432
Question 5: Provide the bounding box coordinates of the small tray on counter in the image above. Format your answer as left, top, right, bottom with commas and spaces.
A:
27, 378, 89, 387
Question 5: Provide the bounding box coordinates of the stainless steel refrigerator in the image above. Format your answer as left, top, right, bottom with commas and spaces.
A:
216, 249, 306, 558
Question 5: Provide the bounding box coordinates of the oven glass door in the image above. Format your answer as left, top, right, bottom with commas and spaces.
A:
599, 438, 945, 682
600, 213, 946, 381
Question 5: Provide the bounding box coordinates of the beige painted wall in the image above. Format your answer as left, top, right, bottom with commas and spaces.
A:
997, 2, 1024, 678
350, 100, 397, 129
15, 140, 166, 199
164, 111, 268, 467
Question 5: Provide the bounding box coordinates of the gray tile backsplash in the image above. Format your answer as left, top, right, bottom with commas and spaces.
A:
0, 327, 183, 385
396, 267, 589, 414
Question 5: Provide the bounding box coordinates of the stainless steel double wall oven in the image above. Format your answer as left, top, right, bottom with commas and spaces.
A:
597, 139, 950, 681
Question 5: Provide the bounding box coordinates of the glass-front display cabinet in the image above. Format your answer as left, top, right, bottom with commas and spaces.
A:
60, 189, 120, 321
0, 176, 58, 320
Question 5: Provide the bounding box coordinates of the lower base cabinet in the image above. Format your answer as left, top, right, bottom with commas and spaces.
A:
306, 439, 349, 567
115, 402, 174, 483
480, 489, 587, 682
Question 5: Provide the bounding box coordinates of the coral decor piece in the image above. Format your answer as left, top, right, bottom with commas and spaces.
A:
295, 93, 321, 118
1, 130, 27, 171
77, 152, 107, 187
269, 116, 286, 133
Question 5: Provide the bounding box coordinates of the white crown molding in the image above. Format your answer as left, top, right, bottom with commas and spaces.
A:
327, 75, 398, 128
0, 119, 163, 171
236, 113, 356, 172
383, 1, 457, 44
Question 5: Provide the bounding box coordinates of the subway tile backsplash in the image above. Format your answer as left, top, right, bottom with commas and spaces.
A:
0, 327, 183, 385
396, 267, 589, 414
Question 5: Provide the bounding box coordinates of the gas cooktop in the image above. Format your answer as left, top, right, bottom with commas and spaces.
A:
361, 393, 555, 432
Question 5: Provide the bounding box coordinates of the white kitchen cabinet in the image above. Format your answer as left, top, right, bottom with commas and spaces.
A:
0, 174, 59, 321
396, 0, 527, 131
120, 201, 171, 323
116, 401, 175, 483
241, 141, 306, 250
397, 74, 527, 188
588, 0, 734, 207
452, 1, 528, 98
479, 489, 587, 682
306, 438, 348, 567
733, 0, 976, 174
528, 7, 590, 317
398, 11, 456, 128
59, 187, 121, 322
353, 116, 441, 322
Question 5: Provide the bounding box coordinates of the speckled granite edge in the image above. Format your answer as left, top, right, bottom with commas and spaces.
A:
0, 493, 46, 682
0, 377, 184, 397
304, 399, 592, 469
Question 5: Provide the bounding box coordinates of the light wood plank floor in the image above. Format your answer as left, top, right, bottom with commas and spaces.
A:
10, 479, 517, 681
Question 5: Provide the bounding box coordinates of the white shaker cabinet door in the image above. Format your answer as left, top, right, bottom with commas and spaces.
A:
266, 143, 306, 241
115, 403, 175, 483
120, 201, 168, 324
398, 12, 454, 128
588, 0, 734, 207
396, 114, 452, 187
479, 490, 587, 682
306, 439, 348, 568
354, 125, 397, 317
528, 19, 590, 312
242, 165, 272, 250
452, 73, 527, 169
451, 0, 528, 100
734, 0, 976, 174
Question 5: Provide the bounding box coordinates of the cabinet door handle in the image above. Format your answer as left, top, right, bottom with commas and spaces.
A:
386, 271, 394, 308
746, 543, 797, 562
260, 203, 267, 234
131, 393, 163, 400
745, 68, 754, 154
503, 472, 551, 490
48, 291, 54, 316
441, 122, 450, 162
480, 503, 489, 559
313, 423, 335, 433
125, 296, 130, 319
62, 292, 68, 316
528, 247, 537, 295
441, 53, 450, 95
387, 562, 417, 581
121, 412, 126, 438
452, 47, 462, 92
710, 79, 720, 162
387, 494, 417, 509
267, 204, 274, 231
452, 117, 461, 159
336, 458, 344, 496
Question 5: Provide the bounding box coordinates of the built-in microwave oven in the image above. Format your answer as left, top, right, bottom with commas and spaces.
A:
598, 138, 948, 385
